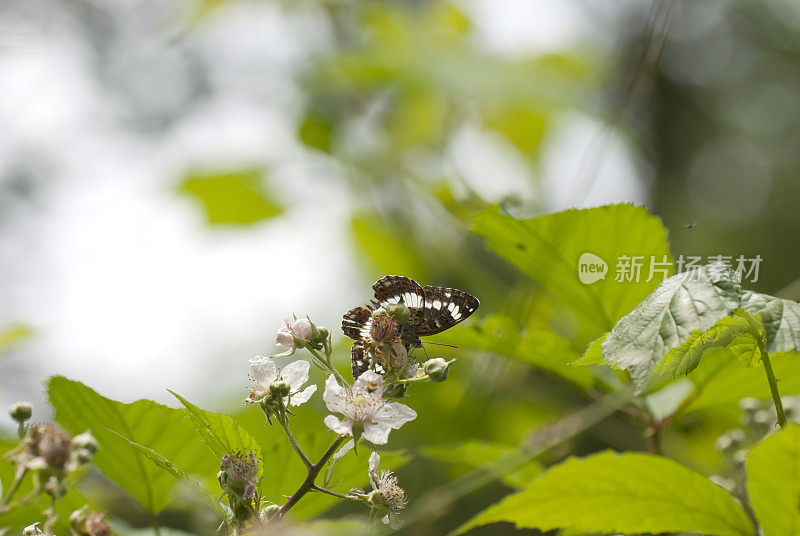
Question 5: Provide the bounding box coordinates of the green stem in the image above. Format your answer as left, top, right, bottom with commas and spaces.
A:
307, 347, 348, 386
310, 484, 359, 501
0, 467, 27, 509
278, 418, 312, 468
762, 349, 787, 428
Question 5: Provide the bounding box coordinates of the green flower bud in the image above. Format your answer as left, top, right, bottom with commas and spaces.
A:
316, 326, 330, 340
9, 401, 33, 423
372, 307, 388, 318
423, 358, 452, 382
385, 303, 411, 323
72, 431, 99, 454
269, 381, 291, 398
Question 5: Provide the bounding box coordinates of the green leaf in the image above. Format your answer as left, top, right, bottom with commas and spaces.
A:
654, 312, 760, 380
170, 391, 261, 466
177, 168, 283, 226
106, 429, 223, 512
47, 377, 216, 514
456, 451, 753, 536
741, 291, 800, 353
574, 335, 606, 366
472, 204, 672, 333
747, 424, 800, 536
422, 441, 541, 489
600, 264, 742, 392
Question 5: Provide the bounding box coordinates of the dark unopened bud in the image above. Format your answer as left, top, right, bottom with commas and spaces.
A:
385, 303, 411, 323
9, 401, 33, 423
423, 358, 452, 382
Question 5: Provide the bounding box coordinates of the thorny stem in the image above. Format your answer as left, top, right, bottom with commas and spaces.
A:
278, 418, 313, 469
270, 434, 348, 522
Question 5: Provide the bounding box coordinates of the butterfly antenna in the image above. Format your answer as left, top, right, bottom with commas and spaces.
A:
422, 341, 460, 349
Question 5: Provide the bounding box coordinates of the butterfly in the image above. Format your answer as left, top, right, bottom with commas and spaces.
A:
342, 275, 479, 379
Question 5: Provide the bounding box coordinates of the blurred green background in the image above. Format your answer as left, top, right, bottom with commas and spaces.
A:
2, 0, 800, 534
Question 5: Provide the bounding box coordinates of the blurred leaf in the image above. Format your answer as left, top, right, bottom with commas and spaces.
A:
422, 441, 541, 489
482, 107, 548, 158
47, 377, 215, 514
170, 391, 261, 472
388, 89, 449, 151
599, 265, 741, 393
747, 424, 800, 536
299, 110, 334, 153
351, 214, 425, 280
456, 451, 753, 536
436, 315, 593, 388
0, 324, 33, 354
306, 518, 370, 535
177, 168, 283, 226
473, 204, 673, 334
681, 350, 800, 415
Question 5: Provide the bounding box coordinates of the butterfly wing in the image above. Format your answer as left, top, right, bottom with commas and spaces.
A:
342, 305, 374, 341
416, 285, 480, 336
371, 275, 426, 324
350, 341, 370, 380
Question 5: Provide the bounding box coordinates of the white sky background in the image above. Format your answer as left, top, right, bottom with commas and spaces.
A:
0, 0, 649, 417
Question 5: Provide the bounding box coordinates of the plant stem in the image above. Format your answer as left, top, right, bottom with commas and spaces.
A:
307, 347, 348, 386
310, 484, 357, 500
278, 418, 312, 469
271, 435, 347, 521
0, 467, 27, 509
762, 349, 787, 428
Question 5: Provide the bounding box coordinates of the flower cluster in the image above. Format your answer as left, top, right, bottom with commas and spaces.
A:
234, 276, 477, 532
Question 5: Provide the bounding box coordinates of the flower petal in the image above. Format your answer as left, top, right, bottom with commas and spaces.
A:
289, 384, 317, 406
280, 360, 310, 391
322, 374, 349, 413
292, 318, 313, 341
363, 421, 392, 445
276, 330, 294, 348
354, 370, 384, 396
369, 451, 381, 473
324, 415, 353, 436
248, 356, 278, 385
376, 402, 417, 429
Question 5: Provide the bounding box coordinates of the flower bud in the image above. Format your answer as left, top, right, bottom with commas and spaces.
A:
423, 358, 452, 382
372, 307, 388, 318
751, 409, 773, 436
70, 506, 89, 532
385, 303, 411, 323
259, 503, 280, 521
74, 448, 95, 466
739, 397, 761, 414
9, 401, 33, 423
715, 429, 745, 454
269, 381, 291, 398
72, 431, 99, 454
316, 326, 330, 341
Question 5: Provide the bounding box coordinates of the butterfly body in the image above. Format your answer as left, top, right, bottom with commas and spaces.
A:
343, 275, 479, 380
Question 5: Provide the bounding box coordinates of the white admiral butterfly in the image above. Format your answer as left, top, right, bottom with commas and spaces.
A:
343, 275, 479, 379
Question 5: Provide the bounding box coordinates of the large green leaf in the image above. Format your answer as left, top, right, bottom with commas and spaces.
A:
472, 204, 672, 333
47, 377, 216, 514
456, 451, 753, 536
599, 265, 742, 392
747, 424, 800, 536
177, 168, 283, 226
170, 392, 261, 466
